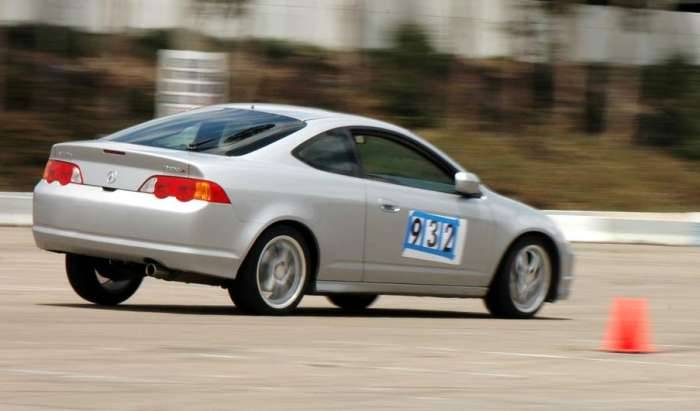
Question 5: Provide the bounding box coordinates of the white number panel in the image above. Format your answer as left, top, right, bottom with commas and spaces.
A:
401, 210, 467, 265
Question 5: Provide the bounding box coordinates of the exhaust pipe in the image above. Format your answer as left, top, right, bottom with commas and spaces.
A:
144, 262, 170, 279
144, 263, 157, 276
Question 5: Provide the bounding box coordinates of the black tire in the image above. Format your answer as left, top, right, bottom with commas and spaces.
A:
327, 294, 378, 311
228, 225, 311, 315
66, 254, 143, 306
484, 237, 553, 319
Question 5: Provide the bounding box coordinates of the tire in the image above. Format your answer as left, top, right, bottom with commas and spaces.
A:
65, 254, 143, 306
327, 294, 378, 311
484, 237, 553, 319
229, 226, 311, 315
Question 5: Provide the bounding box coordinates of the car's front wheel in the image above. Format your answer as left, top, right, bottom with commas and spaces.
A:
484, 237, 552, 319
327, 294, 378, 311
229, 226, 310, 315
66, 254, 143, 305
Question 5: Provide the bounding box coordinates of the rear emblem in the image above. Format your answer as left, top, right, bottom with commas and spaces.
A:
106, 170, 118, 184
164, 165, 185, 173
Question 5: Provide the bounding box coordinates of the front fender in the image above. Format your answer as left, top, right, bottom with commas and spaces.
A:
484, 189, 574, 301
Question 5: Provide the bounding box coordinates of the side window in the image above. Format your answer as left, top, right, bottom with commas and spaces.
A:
295, 130, 360, 176
353, 132, 455, 193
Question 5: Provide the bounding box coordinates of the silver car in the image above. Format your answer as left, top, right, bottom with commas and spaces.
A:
33, 104, 573, 318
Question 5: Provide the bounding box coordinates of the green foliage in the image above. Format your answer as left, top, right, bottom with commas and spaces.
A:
7, 24, 105, 57
248, 38, 329, 64
370, 23, 452, 128
641, 54, 699, 102
582, 63, 609, 134
532, 63, 554, 111
250, 39, 298, 61
638, 54, 700, 160
127, 87, 155, 120
132, 30, 171, 59
5, 60, 33, 110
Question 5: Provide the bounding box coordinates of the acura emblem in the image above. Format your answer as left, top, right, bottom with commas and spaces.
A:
106, 170, 118, 184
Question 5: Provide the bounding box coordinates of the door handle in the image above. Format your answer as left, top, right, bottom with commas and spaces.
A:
380, 203, 401, 213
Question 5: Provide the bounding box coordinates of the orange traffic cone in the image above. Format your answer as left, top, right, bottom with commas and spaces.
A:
601, 298, 655, 353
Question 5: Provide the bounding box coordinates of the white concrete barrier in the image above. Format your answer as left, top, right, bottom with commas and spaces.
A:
546, 211, 700, 246
0, 192, 33, 226
1, 193, 698, 246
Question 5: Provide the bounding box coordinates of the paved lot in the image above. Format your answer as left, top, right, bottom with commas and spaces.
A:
1, 227, 699, 410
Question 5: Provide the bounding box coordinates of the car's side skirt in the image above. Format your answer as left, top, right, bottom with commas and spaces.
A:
313, 281, 487, 298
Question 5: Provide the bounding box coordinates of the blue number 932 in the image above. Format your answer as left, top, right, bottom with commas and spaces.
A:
403, 210, 460, 261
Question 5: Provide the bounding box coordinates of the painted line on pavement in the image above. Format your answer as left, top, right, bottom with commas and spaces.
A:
482, 351, 700, 368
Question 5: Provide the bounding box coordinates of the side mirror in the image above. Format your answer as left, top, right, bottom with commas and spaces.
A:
455, 172, 481, 197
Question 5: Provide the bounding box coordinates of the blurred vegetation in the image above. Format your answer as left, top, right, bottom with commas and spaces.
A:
0, 23, 698, 211
369, 23, 452, 128
638, 54, 700, 160
426, 130, 700, 212
582, 63, 609, 134
7, 24, 106, 58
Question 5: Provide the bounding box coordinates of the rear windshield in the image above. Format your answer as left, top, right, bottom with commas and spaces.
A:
104, 108, 306, 156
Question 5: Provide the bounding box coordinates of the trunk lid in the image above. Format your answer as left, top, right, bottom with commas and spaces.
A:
49, 140, 204, 191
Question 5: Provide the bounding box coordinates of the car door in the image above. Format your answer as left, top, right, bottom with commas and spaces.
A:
351, 129, 492, 287
292, 128, 367, 283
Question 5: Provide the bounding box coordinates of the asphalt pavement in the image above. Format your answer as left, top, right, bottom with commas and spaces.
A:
1, 227, 699, 410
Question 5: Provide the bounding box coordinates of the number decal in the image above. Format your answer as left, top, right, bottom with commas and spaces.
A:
424, 220, 440, 249
441, 223, 455, 252
402, 210, 467, 265
408, 217, 423, 245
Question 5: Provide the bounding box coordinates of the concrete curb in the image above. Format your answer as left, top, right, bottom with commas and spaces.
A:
2, 192, 698, 246
0, 192, 33, 227
546, 211, 700, 246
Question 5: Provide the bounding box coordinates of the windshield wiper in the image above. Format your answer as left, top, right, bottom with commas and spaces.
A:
222, 123, 274, 143
186, 137, 218, 151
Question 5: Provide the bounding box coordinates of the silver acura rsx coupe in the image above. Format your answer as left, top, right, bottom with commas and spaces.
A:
33, 103, 574, 318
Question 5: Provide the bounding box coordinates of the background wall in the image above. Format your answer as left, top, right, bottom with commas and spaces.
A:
1, 0, 699, 64
1, 0, 699, 210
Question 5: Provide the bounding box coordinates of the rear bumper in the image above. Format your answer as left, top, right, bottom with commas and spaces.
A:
32, 181, 242, 279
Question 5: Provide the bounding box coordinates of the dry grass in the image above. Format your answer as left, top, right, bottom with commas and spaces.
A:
424, 130, 700, 211
4, 122, 698, 212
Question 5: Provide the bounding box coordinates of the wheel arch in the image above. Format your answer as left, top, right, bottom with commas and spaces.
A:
238, 219, 320, 291
490, 231, 561, 303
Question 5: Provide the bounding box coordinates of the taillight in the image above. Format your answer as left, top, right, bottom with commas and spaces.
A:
43, 160, 83, 185
139, 176, 230, 204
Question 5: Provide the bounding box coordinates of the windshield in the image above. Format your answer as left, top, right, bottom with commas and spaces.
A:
104, 108, 306, 156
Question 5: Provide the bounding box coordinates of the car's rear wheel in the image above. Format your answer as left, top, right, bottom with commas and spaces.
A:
65, 254, 143, 305
229, 226, 310, 315
327, 294, 378, 311
484, 237, 552, 319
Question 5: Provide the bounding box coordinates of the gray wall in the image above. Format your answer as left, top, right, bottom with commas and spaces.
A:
1, 0, 699, 64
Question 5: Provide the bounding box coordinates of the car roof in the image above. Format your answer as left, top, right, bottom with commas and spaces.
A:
218, 103, 465, 173
223, 103, 338, 122
222, 103, 408, 132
